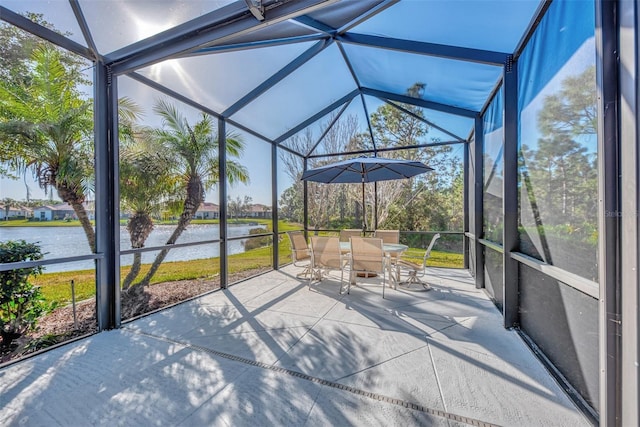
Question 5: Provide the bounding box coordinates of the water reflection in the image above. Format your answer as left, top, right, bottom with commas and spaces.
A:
1, 223, 264, 272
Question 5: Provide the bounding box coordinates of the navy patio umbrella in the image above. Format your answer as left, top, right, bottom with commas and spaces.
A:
301, 156, 433, 229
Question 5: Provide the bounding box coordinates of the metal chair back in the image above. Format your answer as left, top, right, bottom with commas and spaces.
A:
374, 229, 399, 244
310, 236, 343, 270
339, 229, 361, 242
309, 236, 345, 291
348, 236, 389, 297
288, 231, 310, 264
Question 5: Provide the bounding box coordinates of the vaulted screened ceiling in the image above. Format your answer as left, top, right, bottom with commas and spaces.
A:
0, 0, 544, 156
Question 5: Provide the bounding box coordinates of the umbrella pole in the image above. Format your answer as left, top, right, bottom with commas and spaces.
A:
374, 181, 378, 230
362, 180, 366, 233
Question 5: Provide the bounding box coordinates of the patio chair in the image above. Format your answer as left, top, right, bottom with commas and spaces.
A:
347, 236, 389, 298
339, 228, 362, 242
287, 231, 311, 278
374, 229, 401, 266
309, 236, 346, 291
374, 229, 399, 244
396, 233, 441, 291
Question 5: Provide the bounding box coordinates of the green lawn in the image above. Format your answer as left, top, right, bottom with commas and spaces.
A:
18, 219, 462, 306
34, 236, 462, 307
400, 248, 463, 268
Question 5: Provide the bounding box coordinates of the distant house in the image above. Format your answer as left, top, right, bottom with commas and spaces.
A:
194, 202, 219, 219
33, 204, 73, 221
31, 203, 95, 221
19, 206, 33, 219
0, 205, 32, 220
247, 204, 271, 219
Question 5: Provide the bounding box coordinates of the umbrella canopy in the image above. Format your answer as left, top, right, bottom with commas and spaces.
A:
301, 156, 433, 230
300, 156, 433, 184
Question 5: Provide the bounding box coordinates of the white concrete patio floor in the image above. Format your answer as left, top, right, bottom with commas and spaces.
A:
1, 266, 592, 427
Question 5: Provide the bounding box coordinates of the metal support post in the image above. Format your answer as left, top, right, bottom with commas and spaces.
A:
463, 142, 470, 269
596, 0, 622, 424
303, 157, 309, 239
94, 62, 120, 330
502, 55, 518, 327
618, 1, 640, 424
218, 118, 228, 288
272, 143, 279, 269
473, 116, 484, 289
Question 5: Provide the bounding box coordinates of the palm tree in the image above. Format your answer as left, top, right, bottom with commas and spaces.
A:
120, 129, 178, 290
1, 47, 144, 253
136, 99, 249, 287
0, 46, 95, 250
1, 198, 17, 221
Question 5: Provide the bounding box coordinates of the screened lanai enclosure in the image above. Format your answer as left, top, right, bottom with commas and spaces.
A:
0, 0, 638, 425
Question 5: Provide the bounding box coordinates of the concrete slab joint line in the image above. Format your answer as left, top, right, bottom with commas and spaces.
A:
124, 328, 502, 427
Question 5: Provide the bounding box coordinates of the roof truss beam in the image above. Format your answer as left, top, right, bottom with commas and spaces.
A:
307, 139, 465, 159
290, 0, 400, 37
338, 33, 508, 66
306, 99, 352, 157
361, 87, 478, 118
186, 34, 326, 57
127, 72, 275, 146
109, 0, 338, 75
0, 6, 93, 59
274, 89, 360, 144
290, 0, 401, 38
292, 15, 336, 35
384, 99, 466, 142
69, 0, 100, 59
223, 38, 333, 117
361, 93, 377, 151
336, 40, 361, 88
108, 1, 249, 68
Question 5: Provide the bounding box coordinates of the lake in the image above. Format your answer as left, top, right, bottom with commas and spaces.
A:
0, 224, 265, 273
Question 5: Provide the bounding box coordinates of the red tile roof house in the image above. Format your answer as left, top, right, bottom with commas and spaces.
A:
0, 204, 32, 220
247, 204, 271, 219
194, 202, 219, 219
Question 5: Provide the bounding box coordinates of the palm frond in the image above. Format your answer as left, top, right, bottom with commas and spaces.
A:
118, 96, 143, 123
153, 98, 187, 135
224, 131, 245, 157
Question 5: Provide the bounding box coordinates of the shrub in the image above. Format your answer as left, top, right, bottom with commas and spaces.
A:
243, 227, 271, 251
0, 240, 46, 348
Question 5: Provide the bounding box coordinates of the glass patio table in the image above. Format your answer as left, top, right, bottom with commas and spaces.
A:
385, 243, 408, 257
339, 242, 408, 256
339, 242, 408, 283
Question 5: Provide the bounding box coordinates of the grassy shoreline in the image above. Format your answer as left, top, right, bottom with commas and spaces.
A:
4, 219, 463, 306
35, 243, 463, 306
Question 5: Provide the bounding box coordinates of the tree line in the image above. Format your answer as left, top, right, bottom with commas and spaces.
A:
278, 83, 465, 237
